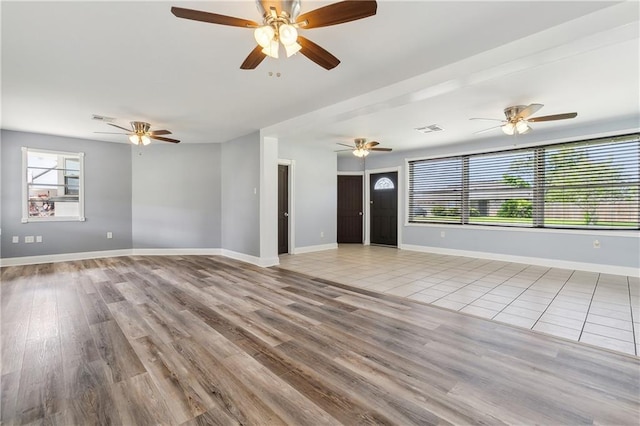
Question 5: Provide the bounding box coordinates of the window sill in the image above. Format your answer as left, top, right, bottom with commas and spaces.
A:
404, 221, 639, 238
22, 216, 86, 223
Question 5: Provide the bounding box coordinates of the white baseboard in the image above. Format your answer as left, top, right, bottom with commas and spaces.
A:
292, 243, 338, 254
400, 244, 639, 277
0, 248, 278, 268
132, 248, 223, 256
221, 249, 279, 268
0, 249, 133, 267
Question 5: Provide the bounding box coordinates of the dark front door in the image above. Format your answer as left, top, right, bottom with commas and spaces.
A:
278, 164, 289, 254
337, 175, 363, 243
370, 172, 397, 246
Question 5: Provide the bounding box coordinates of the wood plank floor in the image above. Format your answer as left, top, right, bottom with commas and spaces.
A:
1, 255, 639, 425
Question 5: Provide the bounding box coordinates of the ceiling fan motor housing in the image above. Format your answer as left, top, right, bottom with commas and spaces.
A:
131, 121, 151, 134
504, 105, 527, 121
257, 0, 301, 20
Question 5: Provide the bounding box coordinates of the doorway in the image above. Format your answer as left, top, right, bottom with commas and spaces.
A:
337, 175, 363, 243
369, 172, 398, 246
278, 164, 289, 254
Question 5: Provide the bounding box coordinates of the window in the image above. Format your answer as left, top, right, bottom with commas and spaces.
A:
468, 149, 534, 226
22, 147, 85, 222
64, 158, 80, 195
408, 133, 639, 230
408, 157, 463, 223
374, 177, 395, 190
543, 137, 639, 228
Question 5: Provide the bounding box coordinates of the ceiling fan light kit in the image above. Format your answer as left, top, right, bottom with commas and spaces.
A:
171, 0, 377, 70
129, 134, 151, 146
353, 148, 370, 157
253, 18, 301, 58
501, 119, 531, 135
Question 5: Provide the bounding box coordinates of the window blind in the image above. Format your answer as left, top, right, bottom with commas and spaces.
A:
407, 133, 639, 230
468, 149, 535, 226
542, 135, 639, 229
408, 157, 463, 223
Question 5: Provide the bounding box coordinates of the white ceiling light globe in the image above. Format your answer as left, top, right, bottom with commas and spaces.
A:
279, 24, 298, 46
254, 25, 275, 48
515, 120, 531, 134
502, 122, 515, 135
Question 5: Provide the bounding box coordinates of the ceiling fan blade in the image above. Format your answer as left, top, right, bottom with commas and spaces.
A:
370, 147, 392, 152
296, 1, 377, 29
298, 36, 340, 70
473, 125, 503, 135
334, 149, 353, 152
528, 112, 578, 122
240, 45, 267, 69
171, 7, 259, 28
149, 130, 172, 136
336, 142, 354, 148
364, 141, 379, 148
469, 117, 506, 122
107, 123, 133, 132
151, 135, 180, 144
517, 103, 544, 119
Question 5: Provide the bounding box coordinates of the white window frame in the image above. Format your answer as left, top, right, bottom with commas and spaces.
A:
21, 147, 85, 223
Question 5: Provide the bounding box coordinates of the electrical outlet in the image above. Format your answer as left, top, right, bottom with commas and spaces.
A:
320, 231, 324, 238
36, 236, 43, 243
107, 232, 113, 239
25, 236, 35, 243
12, 236, 19, 243
593, 239, 601, 249
440, 231, 446, 238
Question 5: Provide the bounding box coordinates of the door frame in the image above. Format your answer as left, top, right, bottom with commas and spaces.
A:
365, 166, 402, 246
337, 171, 365, 244
278, 159, 295, 254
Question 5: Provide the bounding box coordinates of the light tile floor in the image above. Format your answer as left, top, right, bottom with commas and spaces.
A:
278, 245, 640, 356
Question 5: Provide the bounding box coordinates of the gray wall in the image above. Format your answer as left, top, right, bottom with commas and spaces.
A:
338, 120, 640, 269
221, 132, 260, 257
337, 156, 366, 173
131, 143, 221, 249
0, 133, 2, 258
1, 130, 132, 258
279, 140, 337, 249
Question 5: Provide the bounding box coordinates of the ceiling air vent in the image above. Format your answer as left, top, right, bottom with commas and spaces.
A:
415, 124, 444, 134
91, 114, 115, 122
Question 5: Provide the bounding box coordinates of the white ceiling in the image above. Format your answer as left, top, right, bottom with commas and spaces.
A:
2, 1, 639, 154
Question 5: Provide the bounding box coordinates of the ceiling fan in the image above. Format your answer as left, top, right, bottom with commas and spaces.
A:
336, 138, 392, 157
96, 121, 180, 145
471, 103, 578, 135
170, 0, 377, 70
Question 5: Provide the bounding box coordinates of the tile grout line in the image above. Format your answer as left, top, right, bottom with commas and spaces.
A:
578, 273, 600, 342
456, 265, 528, 316
488, 266, 561, 325
426, 260, 516, 308
626, 276, 637, 356
530, 270, 576, 331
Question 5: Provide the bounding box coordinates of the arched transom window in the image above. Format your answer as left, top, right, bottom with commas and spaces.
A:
374, 177, 395, 190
